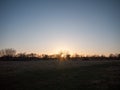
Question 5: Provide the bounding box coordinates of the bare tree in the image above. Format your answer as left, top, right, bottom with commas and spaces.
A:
0, 48, 16, 57
27, 53, 37, 57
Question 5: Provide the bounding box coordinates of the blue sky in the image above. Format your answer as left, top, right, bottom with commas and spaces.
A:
0, 0, 120, 55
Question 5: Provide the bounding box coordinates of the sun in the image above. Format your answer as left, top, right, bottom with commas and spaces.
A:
55, 50, 71, 61
52, 43, 75, 59
61, 54, 65, 58
54, 47, 73, 55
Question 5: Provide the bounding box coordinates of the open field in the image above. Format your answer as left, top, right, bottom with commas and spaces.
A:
0, 60, 120, 90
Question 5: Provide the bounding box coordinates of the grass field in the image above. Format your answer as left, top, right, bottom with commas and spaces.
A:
0, 60, 120, 90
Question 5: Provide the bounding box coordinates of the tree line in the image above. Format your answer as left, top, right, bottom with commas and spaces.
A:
0, 48, 120, 61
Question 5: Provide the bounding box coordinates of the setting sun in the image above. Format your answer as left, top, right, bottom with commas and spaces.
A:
0, 0, 120, 90
0, 0, 119, 56
53, 44, 74, 55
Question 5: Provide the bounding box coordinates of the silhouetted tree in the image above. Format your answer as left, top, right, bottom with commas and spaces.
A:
0, 48, 16, 57
109, 54, 115, 57
17, 53, 26, 57
117, 54, 120, 58
66, 54, 71, 60
42, 54, 49, 60
27, 53, 37, 57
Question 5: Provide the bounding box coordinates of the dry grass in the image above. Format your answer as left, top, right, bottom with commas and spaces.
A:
0, 60, 120, 90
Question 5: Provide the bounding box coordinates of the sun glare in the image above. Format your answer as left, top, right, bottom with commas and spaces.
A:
60, 52, 68, 58
54, 47, 73, 54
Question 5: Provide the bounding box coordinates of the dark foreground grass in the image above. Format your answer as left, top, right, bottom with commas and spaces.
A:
0, 60, 120, 90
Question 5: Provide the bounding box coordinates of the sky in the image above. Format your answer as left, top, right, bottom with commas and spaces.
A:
0, 0, 120, 55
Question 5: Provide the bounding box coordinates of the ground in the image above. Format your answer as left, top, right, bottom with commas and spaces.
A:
0, 60, 120, 90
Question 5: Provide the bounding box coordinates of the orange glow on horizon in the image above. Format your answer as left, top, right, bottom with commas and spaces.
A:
16, 48, 115, 57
